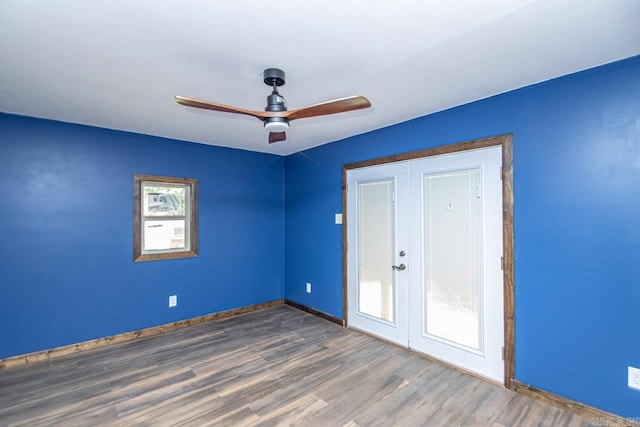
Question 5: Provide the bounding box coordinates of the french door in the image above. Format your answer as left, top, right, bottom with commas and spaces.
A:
347, 146, 504, 382
346, 162, 409, 346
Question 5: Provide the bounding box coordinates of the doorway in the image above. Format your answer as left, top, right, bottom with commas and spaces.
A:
343, 135, 514, 385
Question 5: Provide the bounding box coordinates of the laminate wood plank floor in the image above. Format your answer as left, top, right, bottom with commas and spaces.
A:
0, 305, 591, 426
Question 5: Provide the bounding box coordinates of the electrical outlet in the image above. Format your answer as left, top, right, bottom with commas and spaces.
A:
306, 283, 311, 293
629, 366, 640, 390
169, 295, 177, 307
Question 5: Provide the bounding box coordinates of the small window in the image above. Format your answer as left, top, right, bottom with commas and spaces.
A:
133, 174, 198, 262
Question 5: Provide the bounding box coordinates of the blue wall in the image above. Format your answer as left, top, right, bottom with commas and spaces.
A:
0, 114, 285, 359
284, 56, 640, 417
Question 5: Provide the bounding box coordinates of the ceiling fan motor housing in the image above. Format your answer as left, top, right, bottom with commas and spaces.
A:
266, 92, 287, 112
264, 91, 289, 131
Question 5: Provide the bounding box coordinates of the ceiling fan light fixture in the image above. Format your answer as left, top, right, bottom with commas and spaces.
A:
264, 117, 290, 133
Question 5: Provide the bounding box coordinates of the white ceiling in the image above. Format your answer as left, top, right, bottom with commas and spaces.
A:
1, 1, 639, 156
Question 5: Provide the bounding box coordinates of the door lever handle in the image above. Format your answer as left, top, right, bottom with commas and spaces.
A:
392, 264, 406, 271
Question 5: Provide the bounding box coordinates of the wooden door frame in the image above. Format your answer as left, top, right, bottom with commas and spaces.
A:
341, 133, 515, 388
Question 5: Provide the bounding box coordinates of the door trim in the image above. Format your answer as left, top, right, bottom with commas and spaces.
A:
342, 133, 515, 388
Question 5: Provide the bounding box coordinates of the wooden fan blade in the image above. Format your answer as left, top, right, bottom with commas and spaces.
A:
269, 132, 287, 144
175, 95, 270, 120
285, 95, 371, 120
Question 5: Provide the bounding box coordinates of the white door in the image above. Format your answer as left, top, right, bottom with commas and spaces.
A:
346, 162, 409, 346
347, 146, 504, 382
407, 147, 504, 382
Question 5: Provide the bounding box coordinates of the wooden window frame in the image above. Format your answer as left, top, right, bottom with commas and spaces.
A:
133, 174, 199, 262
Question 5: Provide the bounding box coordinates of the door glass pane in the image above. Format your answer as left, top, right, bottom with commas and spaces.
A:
423, 168, 482, 350
357, 179, 394, 322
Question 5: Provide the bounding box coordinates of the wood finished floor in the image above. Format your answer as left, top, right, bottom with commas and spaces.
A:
0, 305, 591, 427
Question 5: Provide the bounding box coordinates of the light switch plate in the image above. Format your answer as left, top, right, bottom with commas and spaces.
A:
629, 366, 640, 390
335, 213, 342, 224
169, 295, 177, 307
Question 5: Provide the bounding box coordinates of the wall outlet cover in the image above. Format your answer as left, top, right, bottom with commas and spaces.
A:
169, 295, 177, 307
306, 283, 311, 293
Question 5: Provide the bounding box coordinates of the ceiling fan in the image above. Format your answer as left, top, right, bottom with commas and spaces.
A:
175, 68, 371, 144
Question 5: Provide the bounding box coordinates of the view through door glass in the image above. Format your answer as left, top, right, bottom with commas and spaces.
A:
423, 168, 482, 351
357, 179, 394, 322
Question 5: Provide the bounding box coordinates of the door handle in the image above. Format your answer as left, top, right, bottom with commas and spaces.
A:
392, 264, 406, 271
